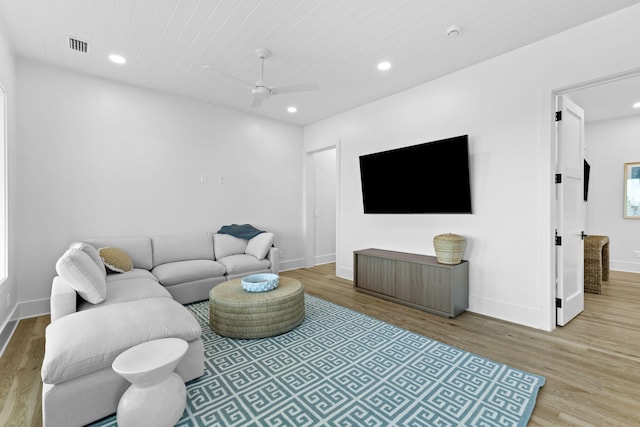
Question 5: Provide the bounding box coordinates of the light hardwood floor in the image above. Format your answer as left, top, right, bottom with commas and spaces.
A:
1, 265, 639, 426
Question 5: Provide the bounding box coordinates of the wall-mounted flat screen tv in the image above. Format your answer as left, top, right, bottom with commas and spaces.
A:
359, 135, 472, 214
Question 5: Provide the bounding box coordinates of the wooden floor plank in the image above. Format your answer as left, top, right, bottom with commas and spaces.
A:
0, 316, 47, 427
0, 265, 638, 426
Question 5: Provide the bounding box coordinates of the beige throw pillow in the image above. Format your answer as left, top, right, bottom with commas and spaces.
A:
99, 247, 133, 273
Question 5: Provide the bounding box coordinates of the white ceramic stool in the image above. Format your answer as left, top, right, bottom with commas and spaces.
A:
112, 338, 189, 427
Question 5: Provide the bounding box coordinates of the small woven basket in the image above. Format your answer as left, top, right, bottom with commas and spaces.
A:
433, 233, 466, 264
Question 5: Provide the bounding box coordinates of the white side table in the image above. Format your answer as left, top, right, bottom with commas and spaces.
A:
112, 338, 189, 427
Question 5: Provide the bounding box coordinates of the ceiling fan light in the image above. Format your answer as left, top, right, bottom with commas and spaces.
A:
633, 101, 640, 109
252, 86, 271, 99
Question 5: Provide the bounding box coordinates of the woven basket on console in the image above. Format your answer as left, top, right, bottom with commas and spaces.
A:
433, 233, 466, 264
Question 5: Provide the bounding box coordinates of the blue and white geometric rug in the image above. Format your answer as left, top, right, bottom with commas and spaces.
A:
91, 295, 545, 426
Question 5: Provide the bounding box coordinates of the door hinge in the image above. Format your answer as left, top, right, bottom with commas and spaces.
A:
556, 298, 562, 308
555, 173, 562, 183
556, 111, 562, 121
581, 231, 586, 240
555, 235, 562, 246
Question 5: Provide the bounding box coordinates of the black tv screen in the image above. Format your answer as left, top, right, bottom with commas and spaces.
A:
359, 135, 472, 214
584, 159, 590, 201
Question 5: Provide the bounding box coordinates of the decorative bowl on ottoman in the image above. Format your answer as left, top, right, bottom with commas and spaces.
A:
242, 273, 279, 292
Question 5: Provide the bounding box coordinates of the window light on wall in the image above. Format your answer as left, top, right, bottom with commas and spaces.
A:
0, 85, 6, 284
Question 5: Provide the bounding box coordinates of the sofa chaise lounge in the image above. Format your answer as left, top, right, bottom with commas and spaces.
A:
42, 230, 279, 427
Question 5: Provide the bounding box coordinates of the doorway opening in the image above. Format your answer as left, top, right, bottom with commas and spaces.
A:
552, 69, 640, 327
312, 148, 336, 266
304, 143, 339, 274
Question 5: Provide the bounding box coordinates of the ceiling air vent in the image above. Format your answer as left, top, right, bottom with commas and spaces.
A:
67, 36, 88, 53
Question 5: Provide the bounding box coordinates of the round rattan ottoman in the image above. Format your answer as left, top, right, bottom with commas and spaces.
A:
208, 277, 305, 339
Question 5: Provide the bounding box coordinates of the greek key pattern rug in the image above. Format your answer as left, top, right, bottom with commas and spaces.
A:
91, 295, 545, 426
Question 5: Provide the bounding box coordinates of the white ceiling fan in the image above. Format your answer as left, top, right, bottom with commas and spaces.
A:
207, 48, 320, 108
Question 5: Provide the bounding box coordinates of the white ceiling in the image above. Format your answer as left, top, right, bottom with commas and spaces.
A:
569, 75, 640, 123
0, 0, 639, 126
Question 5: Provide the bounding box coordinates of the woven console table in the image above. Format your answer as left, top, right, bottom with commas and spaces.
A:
584, 235, 609, 294
209, 277, 305, 339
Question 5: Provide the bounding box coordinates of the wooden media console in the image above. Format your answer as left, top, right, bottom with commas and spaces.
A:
353, 248, 469, 318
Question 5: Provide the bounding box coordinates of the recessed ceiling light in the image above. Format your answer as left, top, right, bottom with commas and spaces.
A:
109, 54, 126, 64
377, 61, 391, 71
633, 101, 640, 109
287, 106, 297, 113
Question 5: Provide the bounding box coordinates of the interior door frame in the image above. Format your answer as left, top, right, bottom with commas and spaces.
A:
549, 67, 640, 330
304, 140, 341, 270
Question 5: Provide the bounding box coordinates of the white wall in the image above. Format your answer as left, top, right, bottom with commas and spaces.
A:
304, 4, 640, 331
0, 20, 17, 348
15, 59, 305, 315
585, 115, 640, 272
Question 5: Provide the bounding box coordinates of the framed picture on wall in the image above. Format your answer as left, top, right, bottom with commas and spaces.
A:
624, 162, 640, 219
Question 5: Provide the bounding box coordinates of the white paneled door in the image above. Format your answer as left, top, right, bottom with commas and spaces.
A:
555, 95, 585, 326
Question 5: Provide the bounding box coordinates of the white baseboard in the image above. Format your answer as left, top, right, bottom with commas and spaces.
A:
611, 260, 640, 273
17, 297, 50, 319
0, 304, 18, 357
314, 253, 336, 265
336, 266, 353, 281
280, 258, 306, 272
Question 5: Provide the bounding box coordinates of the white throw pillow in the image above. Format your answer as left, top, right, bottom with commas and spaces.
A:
70, 242, 107, 277
55, 248, 107, 304
245, 232, 274, 260
214, 233, 248, 259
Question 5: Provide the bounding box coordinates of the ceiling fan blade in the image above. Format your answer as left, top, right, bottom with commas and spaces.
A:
251, 97, 263, 108
203, 66, 254, 88
270, 82, 320, 95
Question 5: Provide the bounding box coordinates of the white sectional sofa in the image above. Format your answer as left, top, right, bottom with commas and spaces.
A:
86, 230, 279, 305
42, 230, 279, 427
